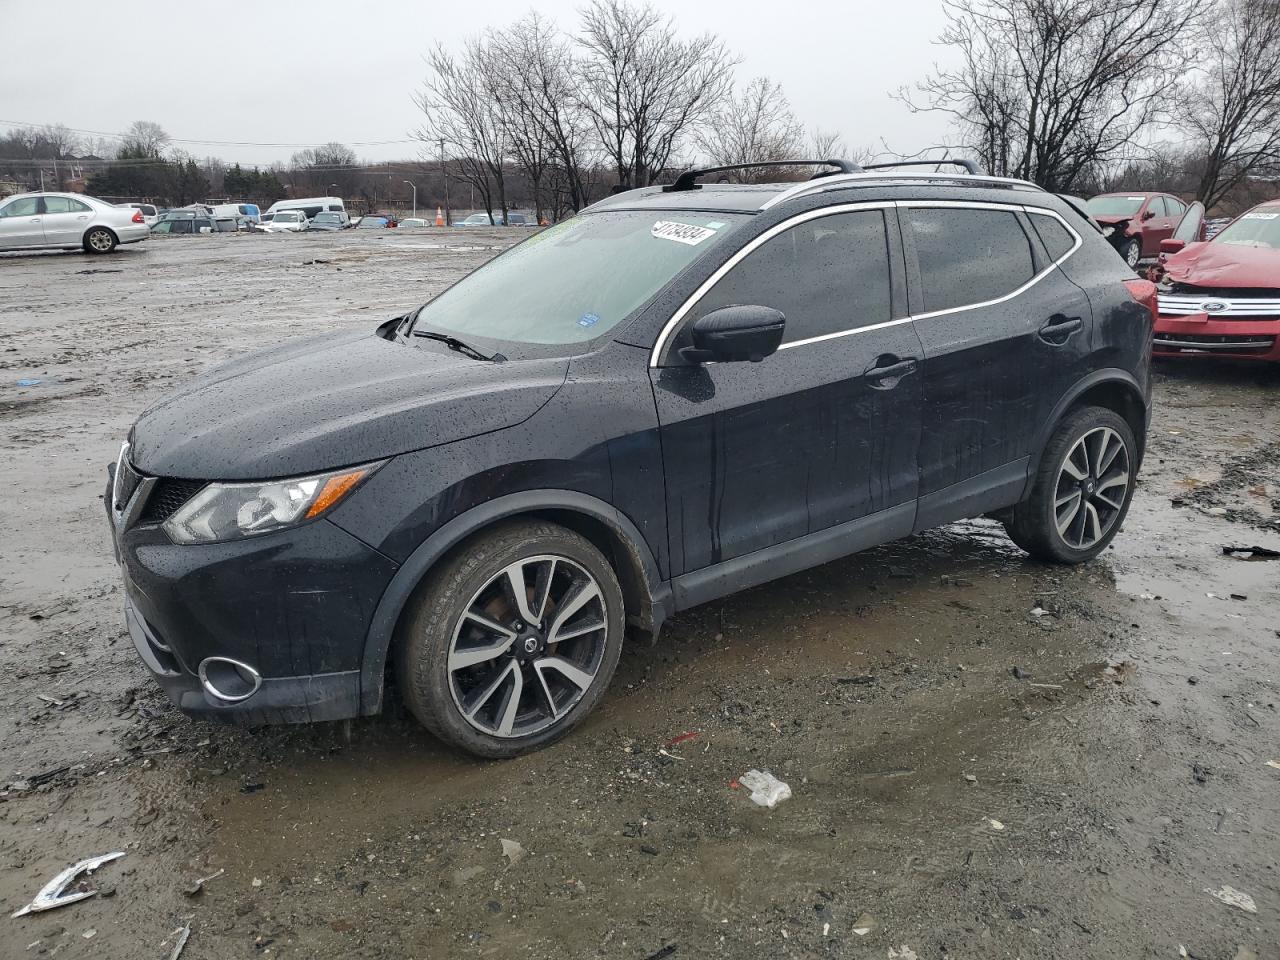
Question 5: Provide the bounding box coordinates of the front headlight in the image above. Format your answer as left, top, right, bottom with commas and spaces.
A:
162, 463, 381, 544
1101, 225, 1115, 238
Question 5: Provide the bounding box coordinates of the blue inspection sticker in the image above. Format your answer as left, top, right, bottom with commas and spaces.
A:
578, 313, 601, 328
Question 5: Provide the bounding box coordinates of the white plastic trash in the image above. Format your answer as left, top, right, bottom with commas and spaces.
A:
739, 769, 792, 808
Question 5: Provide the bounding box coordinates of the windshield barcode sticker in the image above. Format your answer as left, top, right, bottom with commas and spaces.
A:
652, 220, 717, 245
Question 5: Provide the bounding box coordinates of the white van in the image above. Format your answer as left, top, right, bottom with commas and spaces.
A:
265, 196, 347, 224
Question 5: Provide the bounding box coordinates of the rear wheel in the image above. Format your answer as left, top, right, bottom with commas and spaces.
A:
395, 520, 625, 758
1004, 406, 1136, 563
83, 227, 117, 254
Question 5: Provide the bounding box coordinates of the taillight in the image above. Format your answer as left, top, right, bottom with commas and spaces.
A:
1123, 278, 1158, 323
131, 210, 145, 224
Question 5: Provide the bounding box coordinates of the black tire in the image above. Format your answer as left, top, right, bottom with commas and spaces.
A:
1119, 237, 1141, 270
1003, 406, 1137, 564
395, 519, 625, 758
83, 226, 117, 254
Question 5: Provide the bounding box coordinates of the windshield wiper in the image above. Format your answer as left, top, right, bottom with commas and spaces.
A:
412, 329, 502, 362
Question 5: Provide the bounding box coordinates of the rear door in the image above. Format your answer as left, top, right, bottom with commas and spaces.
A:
1143, 196, 1178, 255
652, 205, 923, 577
0, 196, 45, 248
40, 196, 93, 245
903, 202, 1093, 529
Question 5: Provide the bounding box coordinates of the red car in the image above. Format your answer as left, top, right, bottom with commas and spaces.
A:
1086, 192, 1190, 269
1154, 199, 1280, 363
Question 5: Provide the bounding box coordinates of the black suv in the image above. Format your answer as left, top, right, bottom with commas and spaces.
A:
106, 159, 1154, 756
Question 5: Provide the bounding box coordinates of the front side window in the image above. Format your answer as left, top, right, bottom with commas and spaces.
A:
1, 197, 40, 218
690, 210, 892, 343
907, 207, 1036, 314
414, 210, 745, 346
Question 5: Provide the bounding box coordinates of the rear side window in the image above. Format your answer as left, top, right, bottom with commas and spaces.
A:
45, 197, 89, 214
693, 210, 893, 343
1028, 212, 1077, 261
907, 208, 1036, 314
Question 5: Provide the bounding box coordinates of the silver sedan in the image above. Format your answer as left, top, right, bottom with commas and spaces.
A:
0, 192, 151, 254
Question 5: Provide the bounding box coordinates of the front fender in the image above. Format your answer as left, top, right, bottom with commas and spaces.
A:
356, 489, 670, 715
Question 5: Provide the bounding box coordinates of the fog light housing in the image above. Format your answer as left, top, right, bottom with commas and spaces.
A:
198, 657, 262, 702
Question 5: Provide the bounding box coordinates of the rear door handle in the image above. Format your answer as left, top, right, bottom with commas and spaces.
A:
864, 355, 919, 389
1039, 314, 1083, 345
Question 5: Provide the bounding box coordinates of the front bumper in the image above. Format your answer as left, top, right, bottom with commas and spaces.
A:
106, 467, 398, 724
1153, 314, 1280, 362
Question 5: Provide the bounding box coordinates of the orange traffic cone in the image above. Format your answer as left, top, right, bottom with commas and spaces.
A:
435, 206, 444, 227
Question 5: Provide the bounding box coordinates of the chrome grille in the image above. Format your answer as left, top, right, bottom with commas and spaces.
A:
112, 444, 144, 513
1159, 294, 1280, 318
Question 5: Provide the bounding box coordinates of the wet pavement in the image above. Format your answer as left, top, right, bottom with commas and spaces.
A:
1, 233, 1278, 959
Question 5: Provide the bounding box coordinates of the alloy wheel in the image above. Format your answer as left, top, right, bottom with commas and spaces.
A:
447, 554, 608, 738
1124, 241, 1141, 268
1053, 426, 1130, 550
88, 229, 113, 252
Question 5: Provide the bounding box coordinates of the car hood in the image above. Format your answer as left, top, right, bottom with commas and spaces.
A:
129, 330, 569, 480
1164, 241, 1280, 288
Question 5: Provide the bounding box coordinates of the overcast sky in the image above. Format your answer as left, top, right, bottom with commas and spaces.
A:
0, 0, 958, 167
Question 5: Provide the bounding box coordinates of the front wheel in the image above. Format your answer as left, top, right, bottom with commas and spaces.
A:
1120, 237, 1141, 269
395, 520, 625, 758
83, 227, 117, 254
1004, 406, 1137, 563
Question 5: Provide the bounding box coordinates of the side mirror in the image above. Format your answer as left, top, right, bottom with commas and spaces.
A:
680, 305, 785, 364
1141, 209, 1155, 221
1159, 238, 1185, 254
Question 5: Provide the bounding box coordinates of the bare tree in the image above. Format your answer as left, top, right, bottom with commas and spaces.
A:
489, 13, 595, 215
696, 77, 804, 180
1181, 0, 1280, 207
122, 121, 170, 159
901, 0, 1207, 191
577, 0, 737, 188
289, 142, 359, 195
415, 40, 510, 223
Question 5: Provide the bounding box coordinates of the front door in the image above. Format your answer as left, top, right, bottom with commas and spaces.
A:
902, 203, 1095, 528
40, 196, 93, 245
0, 196, 45, 249
651, 205, 923, 579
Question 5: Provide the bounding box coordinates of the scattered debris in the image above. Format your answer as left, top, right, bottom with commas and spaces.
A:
665, 731, 699, 747
183, 868, 225, 897
1230, 593, 1247, 601
738, 769, 792, 808
11, 852, 126, 918
1265, 760, 1280, 770
240, 781, 265, 794
1011, 666, 1030, 680
1029, 682, 1064, 690
500, 839, 526, 865
1101, 660, 1136, 684
1192, 764, 1212, 784
644, 944, 678, 960
657, 748, 685, 762
964, 774, 977, 783
1029, 606, 1049, 618
888, 946, 919, 960
82, 929, 96, 939
1222, 545, 1280, 561
16, 378, 42, 387
852, 913, 878, 936
986, 818, 1005, 831
35, 694, 64, 707
168, 923, 192, 960
1206, 885, 1257, 913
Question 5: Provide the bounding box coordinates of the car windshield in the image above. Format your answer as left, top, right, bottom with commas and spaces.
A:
1086, 196, 1146, 217
313, 214, 339, 222
1213, 208, 1280, 249
358, 218, 386, 228
413, 210, 746, 345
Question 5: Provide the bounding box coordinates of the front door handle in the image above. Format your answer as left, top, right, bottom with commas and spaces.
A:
1039, 314, 1083, 345
864, 355, 919, 389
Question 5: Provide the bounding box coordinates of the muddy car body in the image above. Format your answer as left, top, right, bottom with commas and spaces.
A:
1154, 199, 1280, 362
106, 160, 1154, 756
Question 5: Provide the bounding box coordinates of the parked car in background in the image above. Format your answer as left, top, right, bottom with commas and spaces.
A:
257, 210, 309, 233
265, 196, 347, 222
151, 216, 216, 236
0, 192, 149, 254
400, 217, 428, 228
211, 203, 260, 229
307, 212, 349, 232
1086, 192, 1188, 269
456, 212, 495, 226
1153, 198, 1280, 363
106, 159, 1153, 757
123, 202, 160, 228
356, 215, 391, 230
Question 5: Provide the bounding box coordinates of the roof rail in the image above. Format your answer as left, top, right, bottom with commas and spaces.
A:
662, 159, 863, 192
860, 158, 987, 175
759, 170, 1042, 210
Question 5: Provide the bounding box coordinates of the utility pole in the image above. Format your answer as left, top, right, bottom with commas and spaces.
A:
403, 180, 416, 219
439, 138, 451, 226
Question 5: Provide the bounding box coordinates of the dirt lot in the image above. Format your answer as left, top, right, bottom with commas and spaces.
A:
1, 231, 1278, 960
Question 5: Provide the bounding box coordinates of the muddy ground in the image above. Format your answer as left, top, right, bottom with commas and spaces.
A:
1, 231, 1278, 960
